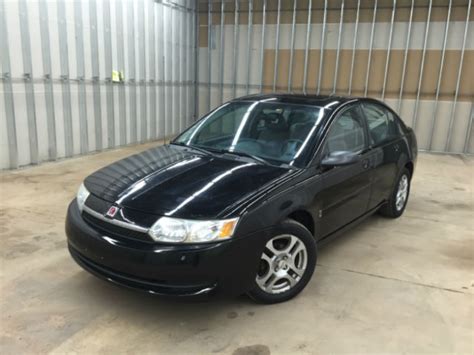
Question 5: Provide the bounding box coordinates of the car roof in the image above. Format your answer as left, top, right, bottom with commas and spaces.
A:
232, 93, 359, 110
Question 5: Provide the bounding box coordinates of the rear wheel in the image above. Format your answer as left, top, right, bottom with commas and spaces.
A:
379, 168, 411, 218
247, 219, 316, 304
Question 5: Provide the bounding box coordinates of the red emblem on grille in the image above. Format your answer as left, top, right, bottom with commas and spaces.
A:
106, 206, 118, 218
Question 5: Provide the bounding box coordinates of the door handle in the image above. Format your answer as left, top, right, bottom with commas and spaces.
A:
362, 159, 370, 169
394, 144, 400, 152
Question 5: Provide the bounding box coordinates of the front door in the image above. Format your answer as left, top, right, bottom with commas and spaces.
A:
318, 104, 373, 237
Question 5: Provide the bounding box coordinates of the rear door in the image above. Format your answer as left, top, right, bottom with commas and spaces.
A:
360, 102, 406, 209
318, 104, 374, 237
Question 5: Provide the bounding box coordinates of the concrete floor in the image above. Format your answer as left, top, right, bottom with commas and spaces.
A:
1, 144, 473, 354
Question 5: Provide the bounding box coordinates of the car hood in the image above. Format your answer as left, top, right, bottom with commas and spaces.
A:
84, 145, 289, 219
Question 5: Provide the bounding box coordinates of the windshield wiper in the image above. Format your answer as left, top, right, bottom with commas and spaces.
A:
170, 142, 215, 156
172, 142, 275, 167
222, 150, 272, 166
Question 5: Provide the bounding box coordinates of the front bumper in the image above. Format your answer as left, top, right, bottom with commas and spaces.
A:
66, 201, 267, 298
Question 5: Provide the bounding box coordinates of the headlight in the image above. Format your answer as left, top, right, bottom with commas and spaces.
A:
148, 217, 239, 243
76, 183, 90, 212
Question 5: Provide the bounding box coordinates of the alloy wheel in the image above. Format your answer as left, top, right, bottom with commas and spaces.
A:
395, 174, 409, 211
256, 234, 308, 294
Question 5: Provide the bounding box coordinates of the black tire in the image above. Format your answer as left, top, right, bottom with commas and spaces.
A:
247, 219, 317, 304
379, 167, 411, 218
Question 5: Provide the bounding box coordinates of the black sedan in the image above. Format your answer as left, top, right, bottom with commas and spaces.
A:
66, 94, 417, 304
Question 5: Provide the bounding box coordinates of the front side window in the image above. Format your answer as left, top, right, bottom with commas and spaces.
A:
174, 101, 325, 166
324, 105, 366, 155
361, 103, 403, 146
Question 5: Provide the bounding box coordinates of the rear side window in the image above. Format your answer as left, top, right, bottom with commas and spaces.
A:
361, 103, 404, 146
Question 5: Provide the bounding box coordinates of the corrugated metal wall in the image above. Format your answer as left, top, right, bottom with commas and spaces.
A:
0, 0, 197, 170
197, 0, 474, 154
1, 0, 472, 170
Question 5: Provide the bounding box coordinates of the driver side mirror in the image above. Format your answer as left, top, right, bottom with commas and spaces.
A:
321, 151, 361, 167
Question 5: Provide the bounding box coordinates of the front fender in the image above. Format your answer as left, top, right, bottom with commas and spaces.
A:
235, 171, 322, 238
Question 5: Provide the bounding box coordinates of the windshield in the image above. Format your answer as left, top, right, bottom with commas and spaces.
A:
174, 101, 325, 166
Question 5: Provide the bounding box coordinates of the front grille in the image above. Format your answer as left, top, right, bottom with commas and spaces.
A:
82, 211, 153, 243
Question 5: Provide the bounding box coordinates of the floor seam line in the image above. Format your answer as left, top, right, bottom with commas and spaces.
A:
317, 264, 467, 295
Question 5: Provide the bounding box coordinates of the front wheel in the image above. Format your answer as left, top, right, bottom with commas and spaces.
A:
379, 168, 411, 218
247, 219, 317, 304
